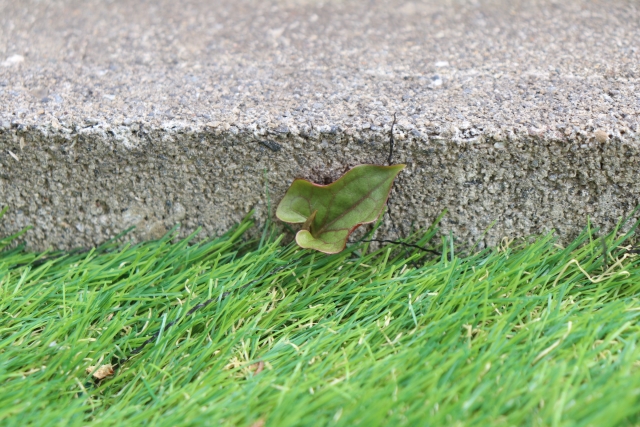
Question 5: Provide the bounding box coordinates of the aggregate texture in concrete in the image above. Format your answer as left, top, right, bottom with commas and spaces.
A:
1, 0, 639, 250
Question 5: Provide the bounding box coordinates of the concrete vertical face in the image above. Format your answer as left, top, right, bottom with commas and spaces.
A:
1, 0, 639, 250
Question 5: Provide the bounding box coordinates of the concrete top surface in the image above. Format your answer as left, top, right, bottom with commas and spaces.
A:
1, 0, 639, 142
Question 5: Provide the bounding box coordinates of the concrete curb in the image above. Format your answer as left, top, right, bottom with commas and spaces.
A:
1, 0, 639, 249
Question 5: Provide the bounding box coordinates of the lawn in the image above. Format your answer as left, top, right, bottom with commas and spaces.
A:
1, 211, 640, 426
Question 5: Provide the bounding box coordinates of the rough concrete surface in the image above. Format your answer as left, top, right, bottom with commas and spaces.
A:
1, 0, 639, 250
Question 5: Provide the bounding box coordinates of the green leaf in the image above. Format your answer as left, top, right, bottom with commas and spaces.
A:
276, 164, 405, 254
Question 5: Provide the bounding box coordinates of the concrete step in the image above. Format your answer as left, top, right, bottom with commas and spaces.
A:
1, 0, 639, 250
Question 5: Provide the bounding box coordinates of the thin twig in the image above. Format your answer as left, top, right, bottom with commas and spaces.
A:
388, 112, 397, 166
383, 112, 405, 247
360, 239, 441, 256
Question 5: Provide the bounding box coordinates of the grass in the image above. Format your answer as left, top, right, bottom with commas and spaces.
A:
1, 212, 640, 427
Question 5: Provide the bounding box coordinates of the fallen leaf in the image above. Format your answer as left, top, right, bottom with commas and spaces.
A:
251, 361, 265, 375
250, 419, 266, 427
276, 164, 405, 254
86, 364, 114, 380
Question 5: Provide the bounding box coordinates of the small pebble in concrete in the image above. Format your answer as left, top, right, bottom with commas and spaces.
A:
1, 54, 24, 67
594, 129, 609, 143
260, 140, 282, 152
